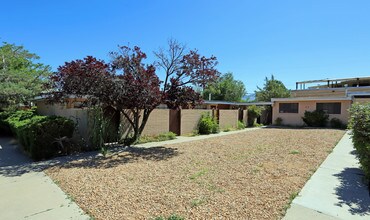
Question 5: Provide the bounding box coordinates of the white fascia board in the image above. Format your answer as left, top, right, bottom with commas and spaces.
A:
271, 97, 352, 102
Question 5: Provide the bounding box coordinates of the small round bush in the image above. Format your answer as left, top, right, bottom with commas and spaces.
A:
198, 116, 214, 134
330, 118, 345, 129
198, 113, 219, 135
275, 117, 283, 126
237, 120, 246, 129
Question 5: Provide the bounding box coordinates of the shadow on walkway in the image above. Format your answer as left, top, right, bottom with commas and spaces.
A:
334, 167, 370, 216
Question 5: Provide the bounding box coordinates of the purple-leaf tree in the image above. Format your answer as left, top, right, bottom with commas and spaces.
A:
49, 42, 219, 145
48, 56, 113, 104
110, 46, 161, 143
49, 48, 161, 144
154, 39, 220, 109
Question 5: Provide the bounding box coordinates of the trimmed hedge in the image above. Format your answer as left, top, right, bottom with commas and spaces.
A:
348, 103, 370, 180
5, 109, 75, 160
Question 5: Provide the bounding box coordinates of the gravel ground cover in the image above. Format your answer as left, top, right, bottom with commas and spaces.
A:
46, 128, 345, 220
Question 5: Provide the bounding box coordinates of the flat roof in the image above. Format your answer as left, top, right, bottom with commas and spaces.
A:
203, 100, 272, 106
296, 76, 370, 84
271, 97, 352, 102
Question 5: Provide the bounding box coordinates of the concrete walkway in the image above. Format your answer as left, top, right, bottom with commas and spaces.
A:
135, 127, 262, 148
283, 131, 370, 220
0, 137, 90, 220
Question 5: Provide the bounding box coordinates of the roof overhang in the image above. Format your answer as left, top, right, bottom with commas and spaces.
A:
296, 76, 370, 84
203, 100, 272, 106
271, 97, 352, 102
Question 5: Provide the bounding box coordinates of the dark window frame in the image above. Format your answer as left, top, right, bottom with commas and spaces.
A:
279, 103, 299, 113
316, 102, 341, 114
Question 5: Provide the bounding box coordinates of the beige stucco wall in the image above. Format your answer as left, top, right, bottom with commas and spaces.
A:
242, 109, 248, 125
120, 109, 170, 138
141, 109, 170, 136
180, 109, 212, 135
219, 110, 238, 129
272, 100, 352, 126
292, 87, 370, 98
353, 98, 370, 104
36, 101, 89, 142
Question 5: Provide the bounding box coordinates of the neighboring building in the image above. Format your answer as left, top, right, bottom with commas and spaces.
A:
272, 76, 370, 126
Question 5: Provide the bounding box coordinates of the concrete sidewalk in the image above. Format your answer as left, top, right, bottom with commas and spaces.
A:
135, 126, 262, 148
0, 137, 90, 220
283, 131, 370, 220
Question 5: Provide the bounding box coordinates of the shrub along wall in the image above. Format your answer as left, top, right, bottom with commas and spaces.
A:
349, 103, 370, 180
5, 108, 75, 160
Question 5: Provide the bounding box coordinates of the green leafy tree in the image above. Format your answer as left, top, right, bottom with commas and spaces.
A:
0, 42, 51, 109
203, 72, 246, 102
255, 75, 290, 101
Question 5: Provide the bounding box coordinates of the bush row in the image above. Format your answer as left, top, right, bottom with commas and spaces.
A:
301, 110, 346, 129
348, 103, 370, 180
4, 108, 75, 160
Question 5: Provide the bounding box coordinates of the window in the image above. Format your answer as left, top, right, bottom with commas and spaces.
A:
279, 103, 299, 113
316, 103, 341, 114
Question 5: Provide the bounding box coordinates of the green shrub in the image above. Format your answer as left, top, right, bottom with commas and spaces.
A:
6, 107, 37, 136
6, 108, 76, 160
0, 111, 13, 135
211, 118, 219, 133
330, 118, 346, 129
247, 105, 262, 127
198, 113, 219, 135
27, 116, 75, 160
302, 110, 329, 127
237, 120, 246, 130
90, 107, 118, 151
275, 117, 283, 126
349, 103, 370, 180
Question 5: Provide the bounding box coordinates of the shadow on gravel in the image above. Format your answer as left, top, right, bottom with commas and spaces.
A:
1, 135, 179, 177
58, 146, 180, 169
334, 167, 370, 216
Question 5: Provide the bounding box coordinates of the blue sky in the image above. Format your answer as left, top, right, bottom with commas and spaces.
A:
2, 0, 370, 93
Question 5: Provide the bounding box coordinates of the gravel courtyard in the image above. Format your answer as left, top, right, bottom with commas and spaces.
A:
46, 128, 345, 220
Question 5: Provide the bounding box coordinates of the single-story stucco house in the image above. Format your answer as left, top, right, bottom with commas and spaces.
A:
272, 76, 370, 126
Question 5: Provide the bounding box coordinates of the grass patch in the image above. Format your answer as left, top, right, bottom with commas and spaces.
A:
283, 191, 299, 213
252, 167, 260, 174
137, 132, 177, 144
289, 150, 300, 155
189, 168, 208, 180
223, 126, 236, 132
190, 197, 207, 207
207, 183, 225, 193
153, 214, 185, 220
